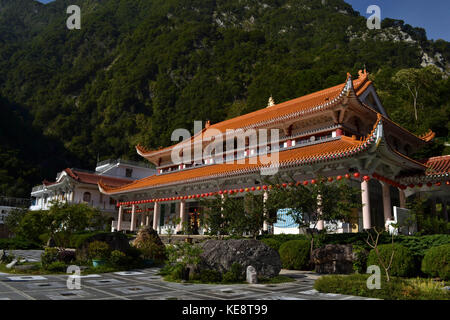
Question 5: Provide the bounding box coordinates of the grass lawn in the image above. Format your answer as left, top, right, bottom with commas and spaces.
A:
0, 262, 140, 275
161, 273, 295, 285
314, 274, 450, 300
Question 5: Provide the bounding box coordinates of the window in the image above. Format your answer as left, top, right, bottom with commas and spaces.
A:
83, 192, 91, 202
125, 168, 133, 178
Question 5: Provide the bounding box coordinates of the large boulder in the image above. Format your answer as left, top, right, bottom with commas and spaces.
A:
76, 232, 131, 261
311, 244, 355, 274
133, 226, 164, 247
199, 239, 281, 278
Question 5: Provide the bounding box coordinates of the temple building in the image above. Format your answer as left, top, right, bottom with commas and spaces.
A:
98, 70, 450, 234
30, 159, 155, 222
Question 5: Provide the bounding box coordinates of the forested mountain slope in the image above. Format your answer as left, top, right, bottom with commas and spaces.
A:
0, 0, 449, 197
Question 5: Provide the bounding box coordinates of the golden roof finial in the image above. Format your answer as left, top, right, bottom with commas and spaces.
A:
267, 95, 275, 108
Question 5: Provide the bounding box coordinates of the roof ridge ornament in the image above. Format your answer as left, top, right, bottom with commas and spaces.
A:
267, 95, 275, 108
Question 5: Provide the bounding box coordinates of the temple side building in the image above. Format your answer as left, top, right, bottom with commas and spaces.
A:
98, 71, 449, 234
30, 159, 156, 221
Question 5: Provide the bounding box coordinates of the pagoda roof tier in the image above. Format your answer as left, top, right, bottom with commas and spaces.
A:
33, 168, 133, 194
137, 70, 433, 165
399, 155, 450, 183
99, 114, 427, 196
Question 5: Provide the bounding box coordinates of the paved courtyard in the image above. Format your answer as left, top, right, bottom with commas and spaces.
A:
0, 266, 371, 300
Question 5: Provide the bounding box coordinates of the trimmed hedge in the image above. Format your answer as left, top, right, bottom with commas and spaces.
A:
0, 237, 41, 250
421, 244, 450, 280
278, 240, 310, 270
367, 244, 416, 277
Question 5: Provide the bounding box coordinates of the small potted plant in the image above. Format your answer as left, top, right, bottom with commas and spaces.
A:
88, 241, 111, 267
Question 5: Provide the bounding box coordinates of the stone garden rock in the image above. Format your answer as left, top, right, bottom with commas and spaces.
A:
133, 226, 164, 247
6, 259, 17, 269
246, 266, 257, 284
311, 244, 356, 274
0, 249, 5, 262
199, 239, 281, 279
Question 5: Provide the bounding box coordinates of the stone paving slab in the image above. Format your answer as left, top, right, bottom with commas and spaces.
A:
0, 264, 367, 300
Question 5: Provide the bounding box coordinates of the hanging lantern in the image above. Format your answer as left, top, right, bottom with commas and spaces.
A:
262, 185, 268, 190
311, 179, 316, 184
303, 180, 308, 186
345, 173, 351, 179
328, 177, 333, 182
256, 186, 261, 190
288, 182, 294, 187
196, 194, 201, 198
417, 183, 423, 188
234, 189, 239, 193
363, 175, 370, 182
251, 186, 256, 191
296, 181, 301, 186
353, 172, 360, 178
239, 188, 244, 193
336, 175, 342, 181
245, 188, 249, 192
219, 190, 223, 194
268, 185, 273, 190
426, 182, 432, 187
209, 192, 214, 196
409, 184, 415, 188
282, 183, 287, 188
436, 182, 442, 186
446, 181, 450, 185
229, 190, 234, 195
223, 190, 228, 194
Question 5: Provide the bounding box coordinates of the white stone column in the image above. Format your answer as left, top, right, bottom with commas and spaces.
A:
263, 191, 269, 232
177, 200, 186, 233
381, 182, 392, 222
399, 188, 406, 208
361, 180, 371, 230
153, 202, 160, 231
130, 204, 136, 232
117, 205, 123, 231
145, 214, 150, 226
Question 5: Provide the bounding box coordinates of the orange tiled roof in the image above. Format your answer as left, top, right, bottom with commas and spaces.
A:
423, 155, 450, 177
137, 71, 372, 157
100, 135, 374, 195
64, 168, 132, 188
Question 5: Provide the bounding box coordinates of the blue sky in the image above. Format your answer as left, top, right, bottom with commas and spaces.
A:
36, 0, 449, 41
345, 0, 450, 41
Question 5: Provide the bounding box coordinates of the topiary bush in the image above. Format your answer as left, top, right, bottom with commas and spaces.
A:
88, 241, 111, 260
109, 250, 131, 267
421, 244, 450, 280
367, 244, 416, 277
46, 261, 67, 273
199, 269, 222, 283
278, 240, 310, 270
41, 248, 59, 269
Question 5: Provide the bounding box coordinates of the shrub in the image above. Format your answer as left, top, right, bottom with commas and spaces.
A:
222, 271, 238, 283
260, 238, 282, 251
46, 261, 67, 273
170, 263, 185, 280
109, 250, 130, 267
352, 245, 369, 274
421, 244, 450, 280
314, 274, 449, 300
199, 269, 222, 283
278, 240, 310, 270
0, 238, 41, 250
57, 250, 76, 264
41, 248, 59, 268
367, 244, 416, 277
88, 241, 111, 260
